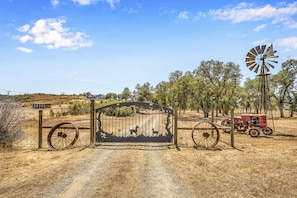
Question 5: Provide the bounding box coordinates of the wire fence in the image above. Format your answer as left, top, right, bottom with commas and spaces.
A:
12, 107, 297, 151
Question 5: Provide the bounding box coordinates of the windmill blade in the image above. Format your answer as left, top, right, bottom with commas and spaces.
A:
255, 45, 262, 54
264, 63, 270, 72
246, 57, 255, 62
254, 64, 260, 73
248, 63, 259, 72
261, 45, 267, 53
268, 59, 278, 64
246, 52, 256, 59
250, 48, 258, 56
265, 44, 272, 55
246, 61, 256, 67
266, 62, 275, 69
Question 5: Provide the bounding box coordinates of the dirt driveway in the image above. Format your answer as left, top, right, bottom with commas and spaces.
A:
1, 140, 297, 198
40, 143, 189, 198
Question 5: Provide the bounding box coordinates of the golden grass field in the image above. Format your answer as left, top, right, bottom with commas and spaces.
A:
0, 103, 296, 197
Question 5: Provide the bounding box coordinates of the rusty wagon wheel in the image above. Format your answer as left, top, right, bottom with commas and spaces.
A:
192, 121, 220, 149
47, 122, 79, 150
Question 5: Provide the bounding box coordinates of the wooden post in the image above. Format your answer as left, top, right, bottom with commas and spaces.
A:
173, 102, 179, 149
230, 108, 235, 147
90, 99, 95, 144
38, 110, 43, 149
211, 107, 214, 123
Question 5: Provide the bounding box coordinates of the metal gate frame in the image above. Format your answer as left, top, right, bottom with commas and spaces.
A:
95, 102, 174, 143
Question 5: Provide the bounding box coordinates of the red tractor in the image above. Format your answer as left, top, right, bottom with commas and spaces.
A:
221, 114, 273, 137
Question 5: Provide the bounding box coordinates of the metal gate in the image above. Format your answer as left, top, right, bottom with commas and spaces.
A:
96, 102, 173, 142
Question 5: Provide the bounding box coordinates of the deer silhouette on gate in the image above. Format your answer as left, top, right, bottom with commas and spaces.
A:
130, 125, 139, 136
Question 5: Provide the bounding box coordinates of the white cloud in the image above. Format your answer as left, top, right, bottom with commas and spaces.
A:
284, 20, 297, 28
178, 11, 189, 20
16, 18, 93, 50
19, 35, 33, 43
252, 39, 269, 46
193, 12, 207, 22
17, 24, 30, 32
17, 47, 33, 53
122, 7, 137, 14
208, 2, 297, 28
276, 36, 297, 49
73, 0, 92, 5
51, 0, 59, 7
105, 0, 119, 8
253, 24, 267, 32
72, 0, 119, 8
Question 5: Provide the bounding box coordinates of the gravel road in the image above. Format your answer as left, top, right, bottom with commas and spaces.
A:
40, 143, 191, 198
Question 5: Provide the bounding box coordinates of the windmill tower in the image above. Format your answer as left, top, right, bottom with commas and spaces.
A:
245, 44, 278, 113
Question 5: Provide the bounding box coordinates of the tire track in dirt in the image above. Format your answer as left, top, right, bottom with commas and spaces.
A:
40, 148, 115, 198
40, 145, 190, 198
140, 150, 191, 197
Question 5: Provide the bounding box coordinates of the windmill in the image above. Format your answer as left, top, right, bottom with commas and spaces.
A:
245, 44, 278, 113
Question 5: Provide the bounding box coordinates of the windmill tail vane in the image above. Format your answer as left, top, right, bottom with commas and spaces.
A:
265, 44, 278, 59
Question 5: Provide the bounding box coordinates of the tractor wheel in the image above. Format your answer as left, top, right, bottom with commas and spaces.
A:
221, 118, 231, 133
192, 121, 220, 149
47, 122, 79, 150
235, 122, 248, 133
262, 127, 273, 135
249, 128, 260, 138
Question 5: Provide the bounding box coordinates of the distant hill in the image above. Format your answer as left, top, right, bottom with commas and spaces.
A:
0, 94, 84, 107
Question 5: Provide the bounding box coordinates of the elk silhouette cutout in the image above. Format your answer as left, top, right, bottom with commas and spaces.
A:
130, 125, 139, 135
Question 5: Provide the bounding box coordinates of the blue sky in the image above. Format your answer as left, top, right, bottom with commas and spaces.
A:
1, 0, 297, 95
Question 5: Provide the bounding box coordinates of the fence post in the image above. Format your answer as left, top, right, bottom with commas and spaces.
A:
90, 99, 95, 145
173, 102, 179, 150
230, 108, 235, 147
38, 110, 43, 149
211, 107, 214, 123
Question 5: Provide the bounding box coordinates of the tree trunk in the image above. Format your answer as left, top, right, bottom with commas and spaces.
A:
290, 109, 294, 117
279, 102, 285, 118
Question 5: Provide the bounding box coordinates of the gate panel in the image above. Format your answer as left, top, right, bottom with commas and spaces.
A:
96, 102, 173, 142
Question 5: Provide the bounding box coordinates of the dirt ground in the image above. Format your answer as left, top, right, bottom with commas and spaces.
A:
0, 112, 296, 198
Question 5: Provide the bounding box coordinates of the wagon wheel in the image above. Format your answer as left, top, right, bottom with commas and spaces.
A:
47, 122, 79, 150
262, 127, 273, 135
248, 128, 260, 138
221, 118, 231, 133
192, 121, 220, 148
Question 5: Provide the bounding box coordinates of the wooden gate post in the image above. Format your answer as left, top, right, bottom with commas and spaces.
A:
38, 110, 43, 149
230, 108, 235, 147
90, 99, 95, 144
173, 102, 179, 149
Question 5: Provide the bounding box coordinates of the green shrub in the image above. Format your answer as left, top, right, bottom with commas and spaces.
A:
68, 101, 90, 115
103, 106, 136, 117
